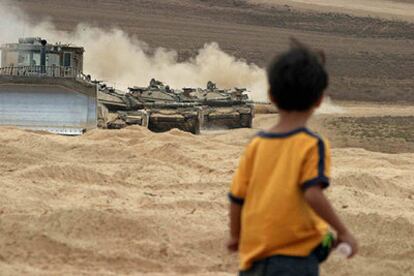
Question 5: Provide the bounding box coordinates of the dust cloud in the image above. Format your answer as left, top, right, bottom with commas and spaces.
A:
317, 96, 344, 114
0, 2, 268, 100
0, 1, 343, 112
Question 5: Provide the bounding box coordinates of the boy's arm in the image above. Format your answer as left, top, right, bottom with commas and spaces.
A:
227, 145, 252, 252
304, 185, 358, 257
228, 202, 242, 252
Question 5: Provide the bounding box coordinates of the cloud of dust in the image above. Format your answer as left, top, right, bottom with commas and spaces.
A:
317, 96, 344, 114
0, 1, 345, 113
0, 2, 268, 100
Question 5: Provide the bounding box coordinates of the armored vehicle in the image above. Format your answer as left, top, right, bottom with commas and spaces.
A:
181, 81, 254, 129
99, 81, 203, 134
130, 79, 254, 129
129, 78, 182, 102
96, 83, 149, 129
0, 38, 96, 135
142, 102, 203, 135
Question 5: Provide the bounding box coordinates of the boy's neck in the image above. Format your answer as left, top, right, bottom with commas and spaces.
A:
269, 109, 314, 133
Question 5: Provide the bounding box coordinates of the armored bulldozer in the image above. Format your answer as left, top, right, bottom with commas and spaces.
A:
98, 81, 203, 134
0, 38, 97, 135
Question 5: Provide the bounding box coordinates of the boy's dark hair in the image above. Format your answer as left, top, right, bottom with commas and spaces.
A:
267, 39, 328, 111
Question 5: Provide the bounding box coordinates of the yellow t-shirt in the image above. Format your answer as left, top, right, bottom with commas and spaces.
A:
229, 127, 331, 270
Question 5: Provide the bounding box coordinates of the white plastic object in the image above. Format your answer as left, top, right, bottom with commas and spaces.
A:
336, 242, 352, 258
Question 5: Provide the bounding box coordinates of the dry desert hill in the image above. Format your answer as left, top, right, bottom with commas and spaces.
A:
0, 1, 413, 276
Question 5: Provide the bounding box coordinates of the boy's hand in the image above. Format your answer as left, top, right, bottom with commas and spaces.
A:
304, 185, 358, 258
336, 231, 359, 258
227, 236, 239, 252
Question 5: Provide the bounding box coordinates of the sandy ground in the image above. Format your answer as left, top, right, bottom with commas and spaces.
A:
252, 0, 414, 22
1, 103, 413, 275
8, 0, 414, 103
1, 1, 413, 275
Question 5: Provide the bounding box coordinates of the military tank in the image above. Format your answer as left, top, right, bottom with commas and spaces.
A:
129, 80, 254, 130
129, 79, 254, 129
180, 81, 254, 129
96, 82, 149, 129
99, 80, 203, 134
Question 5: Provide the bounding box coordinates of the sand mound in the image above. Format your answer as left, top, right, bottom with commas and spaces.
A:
0, 122, 413, 275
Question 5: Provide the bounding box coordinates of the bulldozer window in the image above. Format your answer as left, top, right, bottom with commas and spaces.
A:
17, 52, 31, 66
63, 52, 72, 67
46, 53, 60, 66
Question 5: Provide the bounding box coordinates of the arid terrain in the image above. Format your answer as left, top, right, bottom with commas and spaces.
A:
1, 104, 414, 275
0, 0, 413, 276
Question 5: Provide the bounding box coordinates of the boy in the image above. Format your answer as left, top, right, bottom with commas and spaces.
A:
227, 41, 358, 276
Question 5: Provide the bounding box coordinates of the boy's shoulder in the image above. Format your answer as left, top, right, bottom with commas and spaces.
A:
253, 128, 329, 144
301, 128, 330, 146
297, 128, 331, 156
244, 128, 331, 158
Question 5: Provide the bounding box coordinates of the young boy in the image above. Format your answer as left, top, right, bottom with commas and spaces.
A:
227, 41, 358, 276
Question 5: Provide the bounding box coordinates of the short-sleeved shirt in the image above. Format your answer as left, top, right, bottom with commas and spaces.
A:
229, 127, 331, 271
